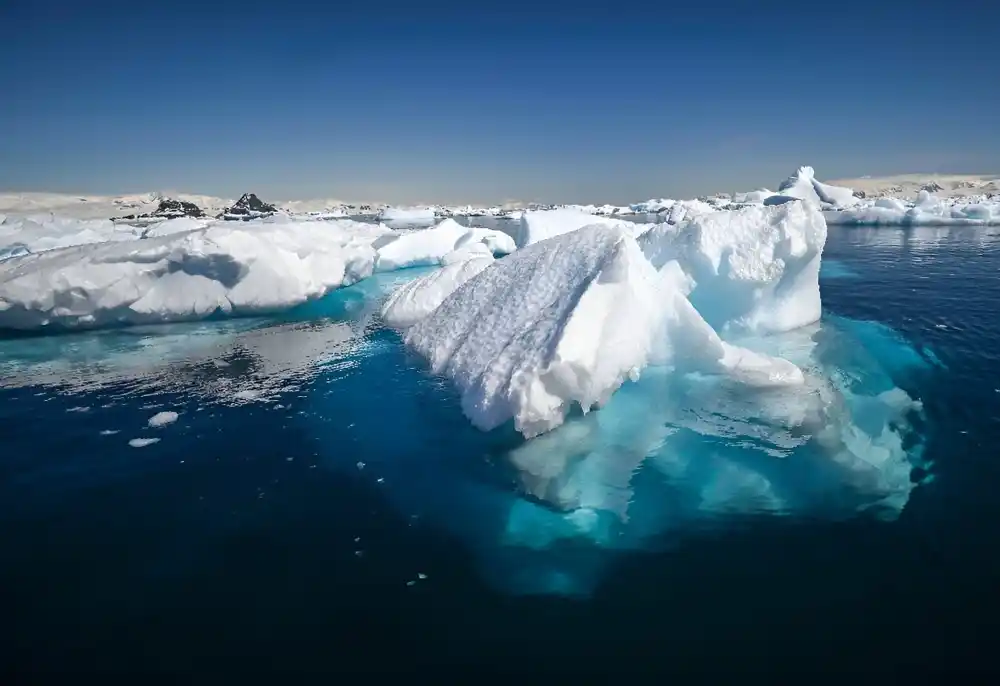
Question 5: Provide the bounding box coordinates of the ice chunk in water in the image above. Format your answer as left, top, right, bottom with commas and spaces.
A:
404, 225, 677, 437
148, 411, 179, 428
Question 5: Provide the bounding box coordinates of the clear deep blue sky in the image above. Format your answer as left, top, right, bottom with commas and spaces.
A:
1, 0, 996, 204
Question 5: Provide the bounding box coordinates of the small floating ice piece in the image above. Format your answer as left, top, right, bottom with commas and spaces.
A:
128, 437, 160, 448
148, 411, 179, 428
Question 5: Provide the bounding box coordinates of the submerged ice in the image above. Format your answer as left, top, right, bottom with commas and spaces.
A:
364, 200, 930, 595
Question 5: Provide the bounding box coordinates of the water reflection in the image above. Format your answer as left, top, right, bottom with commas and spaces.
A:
502, 316, 930, 538
0, 270, 422, 402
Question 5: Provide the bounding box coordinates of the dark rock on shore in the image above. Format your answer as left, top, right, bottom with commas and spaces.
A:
218, 193, 277, 221
120, 198, 205, 221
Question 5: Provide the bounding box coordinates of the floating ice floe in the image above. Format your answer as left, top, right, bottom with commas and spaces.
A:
512, 208, 653, 248
378, 206, 436, 225
148, 411, 179, 428
373, 218, 514, 271
0, 220, 387, 331
825, 189, 999, 226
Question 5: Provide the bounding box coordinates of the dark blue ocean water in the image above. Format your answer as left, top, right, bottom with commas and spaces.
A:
2, 225, 1000, 674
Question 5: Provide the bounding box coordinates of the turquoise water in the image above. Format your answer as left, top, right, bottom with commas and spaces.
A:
2, 225, 999, 672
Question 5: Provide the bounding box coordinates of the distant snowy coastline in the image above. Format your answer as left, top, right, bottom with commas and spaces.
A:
1, 168, 997, 229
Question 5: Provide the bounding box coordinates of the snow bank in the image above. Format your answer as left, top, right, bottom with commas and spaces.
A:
140, 216, 211, 238
380, 244, 495, 328
0, 221, 380, 331
640, 201, 827, 334
374, 218, 513, 271
0, 215, 136, 257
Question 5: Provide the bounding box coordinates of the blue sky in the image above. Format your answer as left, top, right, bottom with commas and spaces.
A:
1, 0, 996, 204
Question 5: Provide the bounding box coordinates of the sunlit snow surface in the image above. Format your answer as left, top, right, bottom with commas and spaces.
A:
0, 253, 934, 597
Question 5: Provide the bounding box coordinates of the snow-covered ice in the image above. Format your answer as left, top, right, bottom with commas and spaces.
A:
380, 244, 495, 328
0, 215, 139, 258
404, 225, 667, 437
770, 166, 860, 209
511, 208, 650, 248
400, 218, 805, 438
826, 189, 998, 226
373, 218, 514, 272
0, 219, 386, 331
639, 201, 827, 334
378, 207, 436, 225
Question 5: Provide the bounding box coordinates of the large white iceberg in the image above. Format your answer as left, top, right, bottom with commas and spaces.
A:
0, 220, 384, 331
401, 218, 805, 438
395, 201, 826, 438
404, 225, 669, 437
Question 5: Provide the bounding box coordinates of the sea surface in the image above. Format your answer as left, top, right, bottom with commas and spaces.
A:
2, 222, 1000, 674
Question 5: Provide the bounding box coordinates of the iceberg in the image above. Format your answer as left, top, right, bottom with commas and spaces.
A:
0, 220, 384, 331
380, 244, 495, 328
404, 225, 669, 437
639, 201, 827, 334
826, 189, 999, 226
400, 221, 803, 438
395, 200, 826, 439
775, 166, 859, 209
378, 206, 436, 225
373, 218, 513, 272
0, 214, 136, 256
512, 208, 646, 248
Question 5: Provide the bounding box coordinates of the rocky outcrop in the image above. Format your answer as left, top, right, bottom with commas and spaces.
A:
119, 198, 205, 221
218, 193, 277, 221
